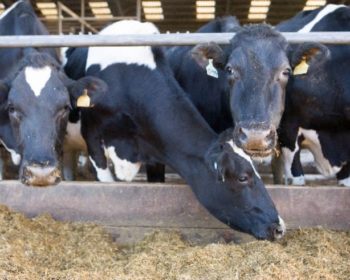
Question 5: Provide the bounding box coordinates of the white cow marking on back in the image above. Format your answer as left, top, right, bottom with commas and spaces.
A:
86, 20, 159, 71
105, 146, 141, 182
0, 0, 22, 20
24, 66, 52, 97
298, 4, 346, 33
227, 140, 261, 178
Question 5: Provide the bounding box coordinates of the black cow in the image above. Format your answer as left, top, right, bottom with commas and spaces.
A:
275, 4, 350, 186
166, 17, 326, 159
64, 20, 286, 240
0, 0, 107, 186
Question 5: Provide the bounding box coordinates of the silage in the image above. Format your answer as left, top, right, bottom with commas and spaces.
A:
0, 205, 348, 280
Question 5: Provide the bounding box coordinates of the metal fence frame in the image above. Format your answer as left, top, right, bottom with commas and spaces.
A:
0, 32, 349, 48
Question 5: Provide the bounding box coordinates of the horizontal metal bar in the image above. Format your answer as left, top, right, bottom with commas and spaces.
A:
0, 32, 349, 48
39, 16, 138, 22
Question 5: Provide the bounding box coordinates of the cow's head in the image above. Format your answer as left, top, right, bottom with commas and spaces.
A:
0, 51, 107, 186
192, 25, 325, 157
206, 135, 285, 240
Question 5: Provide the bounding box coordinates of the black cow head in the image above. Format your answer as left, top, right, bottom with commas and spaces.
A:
206, 133, 285, 240
0, 51, 107, 186
192, 25, 326, 157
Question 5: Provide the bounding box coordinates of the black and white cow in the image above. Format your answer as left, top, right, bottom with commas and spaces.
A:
0, 0, 60, 174
166, 17, 325, 158
0, 0, 107, 186
64, 20, 286, 240
275, 4, 350, 186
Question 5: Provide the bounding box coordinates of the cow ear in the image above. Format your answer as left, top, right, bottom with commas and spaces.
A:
289, 43, 330, 76
191, 42, 227, 69
67, 76, 108, 109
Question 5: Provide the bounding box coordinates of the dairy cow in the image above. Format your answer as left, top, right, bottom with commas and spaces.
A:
64, 20, 286, 240
166, 17, 326, 158
0, 0, 107, 186
0, 0, 60, 173
275, 4, 350, 186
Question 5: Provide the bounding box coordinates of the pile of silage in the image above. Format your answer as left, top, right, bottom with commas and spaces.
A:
0, 205, 348, 280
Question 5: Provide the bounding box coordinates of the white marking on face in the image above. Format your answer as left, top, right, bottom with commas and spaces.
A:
226, 140, 261, 178
0, 139, 21, 165
86, 20, 159, 71
299, 128, 341, 176
338, 177, 350, 187
89, 156, 114, 182
277, 216, 286, 238
24, 66, 52, 97
298, 4, 346, 33
105, 146, 141, 182
64, 120, 87, 151
0, 0, 22, 20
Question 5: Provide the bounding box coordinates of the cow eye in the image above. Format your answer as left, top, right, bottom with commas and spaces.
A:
225, 65, 239, 80
8, 105, 15, 114
238, 174, 249, 184
282, 68, 291, 77
8, 105, 22, 121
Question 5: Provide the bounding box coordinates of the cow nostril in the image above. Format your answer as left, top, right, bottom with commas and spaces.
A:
274, 227, 284, 236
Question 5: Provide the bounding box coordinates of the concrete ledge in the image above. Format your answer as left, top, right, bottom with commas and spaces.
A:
0, 181, 348, 243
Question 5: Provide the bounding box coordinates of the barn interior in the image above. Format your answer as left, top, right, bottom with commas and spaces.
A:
0, 0, 349, 34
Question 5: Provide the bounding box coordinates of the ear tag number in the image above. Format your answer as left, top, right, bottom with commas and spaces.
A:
206, 59, 219, 79
77, 89, 91, 108
293, 57, 309, 75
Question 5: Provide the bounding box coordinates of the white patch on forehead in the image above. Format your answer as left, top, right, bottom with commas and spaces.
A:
105, 146, 141, 182
86, 20, 159, 71
24, 66, 52, 97
0, 0, 22, 20
0, 139, 20, 165
298, 4, 346, 33
89, 156, 114, 182
226, 140, 260, 178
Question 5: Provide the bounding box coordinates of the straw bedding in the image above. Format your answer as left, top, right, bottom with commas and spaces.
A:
0, 205, 348, 280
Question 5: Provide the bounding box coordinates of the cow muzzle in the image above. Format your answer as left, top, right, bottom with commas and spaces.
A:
268, 216, 286, 241
21, 164, 61, 186
234, 123, 277, 158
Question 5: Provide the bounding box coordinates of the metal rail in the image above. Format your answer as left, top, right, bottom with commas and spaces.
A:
0, 32, 349, 48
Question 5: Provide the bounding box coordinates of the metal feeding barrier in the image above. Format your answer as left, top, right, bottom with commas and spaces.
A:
0, 32, 350, 47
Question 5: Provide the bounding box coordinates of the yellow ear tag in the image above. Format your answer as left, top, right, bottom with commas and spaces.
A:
293, 57, 309, 75
76, 89, 91, 108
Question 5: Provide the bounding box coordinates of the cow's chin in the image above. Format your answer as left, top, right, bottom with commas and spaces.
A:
21, 168, 62, 187
244, 148, 273, 158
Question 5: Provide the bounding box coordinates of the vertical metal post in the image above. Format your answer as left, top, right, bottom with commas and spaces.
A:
58, 2, 63, 34
81, 0, 85, 34
136, 0, 141, 21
